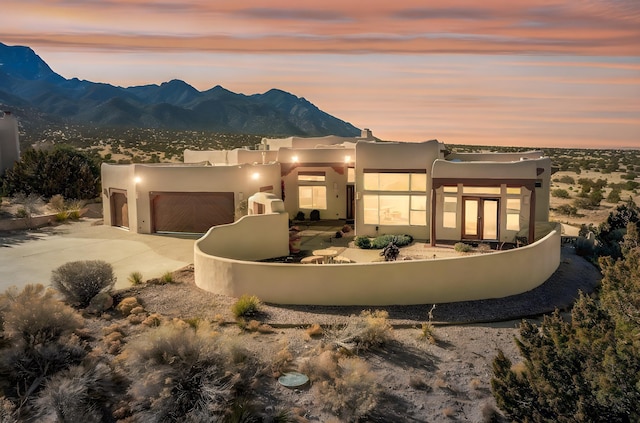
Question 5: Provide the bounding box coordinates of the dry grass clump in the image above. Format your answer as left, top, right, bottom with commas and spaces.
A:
409, 374, 432, 391
245, 319, 275, 334
305, 323, 324, 338
127, 271, 144, 286
232, 294, 261, 318
302, 349, 379, 422
141, 313, 163, 327
329, 309, 393, 352
102, 324, 127, 355
116, 297, 141, 317
442, 406, 457, 418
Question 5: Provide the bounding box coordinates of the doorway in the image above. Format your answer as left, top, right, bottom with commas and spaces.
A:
346, 185, 355, 222
462, 197, 499, 240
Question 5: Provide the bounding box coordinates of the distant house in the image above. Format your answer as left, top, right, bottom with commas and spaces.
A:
0, 111, 20, 176
101, 129, 552, 245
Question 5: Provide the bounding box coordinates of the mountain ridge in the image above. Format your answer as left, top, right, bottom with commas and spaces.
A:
0, 42, 360, 137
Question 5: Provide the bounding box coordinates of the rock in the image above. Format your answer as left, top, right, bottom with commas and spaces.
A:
86, 292, 113, 314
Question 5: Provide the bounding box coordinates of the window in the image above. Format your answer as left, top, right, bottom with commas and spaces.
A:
443, 196, 457, 228
506, 198, 521, 231
506, 187, 521, 195
299, 186, 327, 209
363, 172, 426, 192
462, 186, 501, 195
298, 171, 325, 182
363, 194, 427, 226
443, 186, 458, 193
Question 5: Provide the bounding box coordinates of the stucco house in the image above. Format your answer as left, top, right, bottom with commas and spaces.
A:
102, 129, 552, 246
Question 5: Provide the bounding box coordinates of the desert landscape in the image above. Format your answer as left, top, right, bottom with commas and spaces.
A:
0, 145, 637, 421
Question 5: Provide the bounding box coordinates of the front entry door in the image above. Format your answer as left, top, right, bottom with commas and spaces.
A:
462, 198, 499, 240
346, 185, 355, 221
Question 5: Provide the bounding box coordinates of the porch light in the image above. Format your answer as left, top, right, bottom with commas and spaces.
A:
252, 172, 260, 180
133, 176, 141, 184
344, 155, 351, 163
292, 155, 299, 163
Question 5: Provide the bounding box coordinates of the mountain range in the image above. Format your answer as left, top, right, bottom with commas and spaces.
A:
0, 42, 360, 137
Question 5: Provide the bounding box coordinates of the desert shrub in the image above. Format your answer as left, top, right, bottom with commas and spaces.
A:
606, 188, 621, 204
371, 234, 413, 249
123, 323, 242, 422
15, 207, 28, 218
316, 355, 379, 422
492, 272, 640, 423
621, 172, 638, 180
48, 194, 66, 212
329, 309, 393, 353
306, 323, 324, 338
34, 361, 124, 422
2, 146, 100, 199
0, 285, 86, 413
51, 260, 116, 308
0, 397, 17, 423
128, 271, 144, 285
354, 236, 371, 249
556, 204, 578, 216
116, 297, 141, 317
160, 270, 174, 284
380, 238, 400, 261
552, 188, 570, 198
558, 175, 575, 184
232, 294, 261, 318
454, 242, 473, 253
574, 236, 595, 257
1, 284, 83, 347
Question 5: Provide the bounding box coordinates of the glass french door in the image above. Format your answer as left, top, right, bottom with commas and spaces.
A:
462, 198, 499, 240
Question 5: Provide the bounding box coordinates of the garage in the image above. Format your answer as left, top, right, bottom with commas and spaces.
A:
150, 192, 234, 233
110, 189, 128, 228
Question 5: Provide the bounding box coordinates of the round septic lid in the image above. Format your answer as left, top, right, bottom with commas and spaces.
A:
278, 372, 309, 388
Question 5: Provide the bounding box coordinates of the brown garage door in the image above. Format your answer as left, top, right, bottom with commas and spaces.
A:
110, 189, 129, 228
151, 192, 234, 233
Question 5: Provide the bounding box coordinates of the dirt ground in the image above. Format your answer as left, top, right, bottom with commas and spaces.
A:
100, 243, 599, 423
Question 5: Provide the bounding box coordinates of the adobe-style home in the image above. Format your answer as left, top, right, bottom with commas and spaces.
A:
102, 129, 552, 247
102, 130, 561, 306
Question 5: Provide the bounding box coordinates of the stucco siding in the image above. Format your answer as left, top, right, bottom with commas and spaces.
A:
195, 223, 561, 305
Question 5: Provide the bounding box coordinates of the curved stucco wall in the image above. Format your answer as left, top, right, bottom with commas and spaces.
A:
195, 224, 561, 306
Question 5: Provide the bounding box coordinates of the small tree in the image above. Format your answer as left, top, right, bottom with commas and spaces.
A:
51, 260, 116, 308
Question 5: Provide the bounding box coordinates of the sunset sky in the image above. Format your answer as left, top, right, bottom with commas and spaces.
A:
1, 1, 639, 148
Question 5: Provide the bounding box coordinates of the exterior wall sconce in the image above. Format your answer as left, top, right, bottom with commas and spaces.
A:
133, 176, 141, 184
292, 156, 299, 163
252, 172, 260, 180
344, 155, 351, 163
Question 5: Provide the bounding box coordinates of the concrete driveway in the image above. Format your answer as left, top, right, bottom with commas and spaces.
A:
0, 219, 195, 292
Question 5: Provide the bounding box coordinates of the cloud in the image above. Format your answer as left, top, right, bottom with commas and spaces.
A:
392, 7, 494, 21
235, 8, 351, 22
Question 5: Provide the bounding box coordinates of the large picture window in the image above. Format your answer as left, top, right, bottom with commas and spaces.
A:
364, 172, 427, 192
299, 186, 327, 209
363, 194, 427, 226
506, 197, 521, 231
443, 196, 457, 228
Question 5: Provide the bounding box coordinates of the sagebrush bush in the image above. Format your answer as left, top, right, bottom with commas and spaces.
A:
1, 284, 83, 347
51, 260, 116, 308
123, 323, 242, 421
309, 353, 379, 422
0, 286, 86, 416
371, 234, 413, 249
454, 242, 473, 253
329, 309, 393, 352
232, 294, 261, 318
34, 361, 124, 422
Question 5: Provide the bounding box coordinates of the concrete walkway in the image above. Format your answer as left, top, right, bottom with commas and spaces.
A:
0, 219, 195, 292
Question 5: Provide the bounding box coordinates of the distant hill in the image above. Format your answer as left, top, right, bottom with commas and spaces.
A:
0, 42, 360, 137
